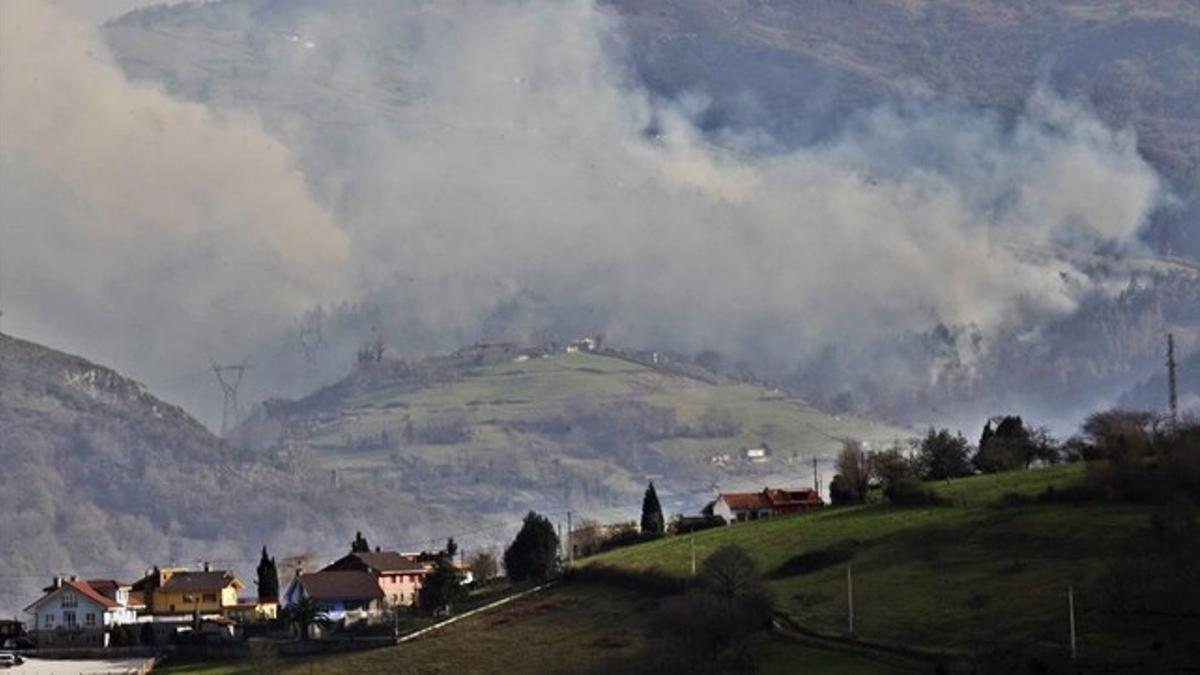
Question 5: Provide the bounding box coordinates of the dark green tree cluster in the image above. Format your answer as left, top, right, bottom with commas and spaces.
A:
830, 441, 871, 504
916, 427, 973, 480
973, 416, 1046, 472
418, 557, 466, 616
351, 530, 371, 553
641, 481, 665, 535
285, 596, 329, 641
503, 511, 560, 582
650, 545, 774, 672
256, 545, 279, 601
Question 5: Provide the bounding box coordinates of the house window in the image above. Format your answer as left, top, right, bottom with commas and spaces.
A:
203, 593, 217, 603
63, 611, 76, 627
85, 613, 96, 627
61, 593, 77, 608
43, 615, 55, 628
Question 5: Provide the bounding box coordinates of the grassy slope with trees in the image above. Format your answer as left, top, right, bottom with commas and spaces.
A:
586, 459, 1199, 671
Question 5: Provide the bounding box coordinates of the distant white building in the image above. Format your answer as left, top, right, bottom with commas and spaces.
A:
566, 336, 600, 353
743, 445, 770, 462
24, 577, 139, 647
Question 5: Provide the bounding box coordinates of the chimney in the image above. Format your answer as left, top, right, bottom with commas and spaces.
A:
203, 562, 211, 572
69, 575, 77, 582
375, 546, 381, 553
52, 576, 63, 589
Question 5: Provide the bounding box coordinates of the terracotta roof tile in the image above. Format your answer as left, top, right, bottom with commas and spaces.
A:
298, 571, 385, 602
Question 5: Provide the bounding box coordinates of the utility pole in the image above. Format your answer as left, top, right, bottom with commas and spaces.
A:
566, 511, 573, 563
813, 456, 819, 492
690, 533, 696, 577
847, 564, 855, 638
1167, 333, 1179, 425
211, 363, 247, 437
1068, 585, 1077, 661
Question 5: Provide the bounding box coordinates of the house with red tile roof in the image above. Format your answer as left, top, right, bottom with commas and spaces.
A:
707, 487, 824, 522
322, 551, 432, 607
24, 577, 138, 647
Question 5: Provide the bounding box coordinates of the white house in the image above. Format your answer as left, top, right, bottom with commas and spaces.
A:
24, 577, 138, 647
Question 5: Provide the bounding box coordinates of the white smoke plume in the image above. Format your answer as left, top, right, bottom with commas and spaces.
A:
2, 0, 1165, 426
0, 0, 350, 415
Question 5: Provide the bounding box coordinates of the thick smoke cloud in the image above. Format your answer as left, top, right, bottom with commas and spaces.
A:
3, 0, 1164, 428
0, 0, 350, 417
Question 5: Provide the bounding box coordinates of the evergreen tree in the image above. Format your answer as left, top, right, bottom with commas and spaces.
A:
503, 511, 559, 582
640, 481, 665, 535
418, 557, 466, 615
351, 530, 371, 553
256, 545, 279, 600
445, 537, 459, 561
973, 416, 1032, 473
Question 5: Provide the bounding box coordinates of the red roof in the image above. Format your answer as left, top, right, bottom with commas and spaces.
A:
25, 580, 119, 613
324, 551, 430, 575
719, 487, 824, 512
718, 492, 772, 511
297, 571, 385, 602
764, 488, 823, 507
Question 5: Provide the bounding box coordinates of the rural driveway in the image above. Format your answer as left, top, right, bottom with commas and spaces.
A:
8, 656, 151, 674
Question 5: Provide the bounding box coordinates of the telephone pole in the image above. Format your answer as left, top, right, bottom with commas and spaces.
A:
1167, 333, 1179, 424
566, 511, 573, 563
847, 564, 855, 638
1068, 585, 1077, 661
813, 456, 819, 492
690, 533, 696, 577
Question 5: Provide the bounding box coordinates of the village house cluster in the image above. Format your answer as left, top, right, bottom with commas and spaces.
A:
17, 547, 466, 648
11, 480, 819, 650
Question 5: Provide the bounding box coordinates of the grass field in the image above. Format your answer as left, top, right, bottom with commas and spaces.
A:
157, 586, 912, 674
583, 464, 1200, 670
289, 351, 909, 479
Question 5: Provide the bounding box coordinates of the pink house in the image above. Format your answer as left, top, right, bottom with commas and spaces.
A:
322, 551, 431, 607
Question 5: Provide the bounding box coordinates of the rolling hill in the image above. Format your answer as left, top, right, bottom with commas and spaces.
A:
583, 465, 1200, 671
0, 333, 500, 615
234, 346, 910, 520
0, 332, 907, 617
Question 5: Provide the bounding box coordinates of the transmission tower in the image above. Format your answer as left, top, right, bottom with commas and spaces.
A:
212, 363, 248, 436
298, 313, 325, 369
1167, 333, 1178, 425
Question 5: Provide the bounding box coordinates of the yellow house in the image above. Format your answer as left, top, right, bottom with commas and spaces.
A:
226, 598, 278, 623
133, 566, 245, 616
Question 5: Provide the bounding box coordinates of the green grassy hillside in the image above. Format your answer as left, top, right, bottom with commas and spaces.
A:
583, 465, 1200, 671
160, 585, 909, 675
238, 350, 909, 518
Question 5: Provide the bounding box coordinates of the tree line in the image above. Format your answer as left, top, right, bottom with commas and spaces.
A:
830, 409, 1199, 505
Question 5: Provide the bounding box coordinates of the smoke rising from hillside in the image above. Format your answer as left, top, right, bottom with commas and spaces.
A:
2, 0, 1167, 426
0, 0, 350, 407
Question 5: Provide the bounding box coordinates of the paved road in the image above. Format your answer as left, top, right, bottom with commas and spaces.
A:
7, 656, 150, 674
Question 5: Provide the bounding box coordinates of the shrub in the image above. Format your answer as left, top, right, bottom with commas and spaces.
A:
885, 478, 947, 505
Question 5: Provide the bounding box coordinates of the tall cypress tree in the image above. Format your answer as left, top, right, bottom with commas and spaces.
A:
256, 546, 279, 600
641, 481, 664, 535
351, 531, 371, 553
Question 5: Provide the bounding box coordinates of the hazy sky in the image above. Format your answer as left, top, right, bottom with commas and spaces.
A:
1, 0, 1169, 430
50, 0, 175, 23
